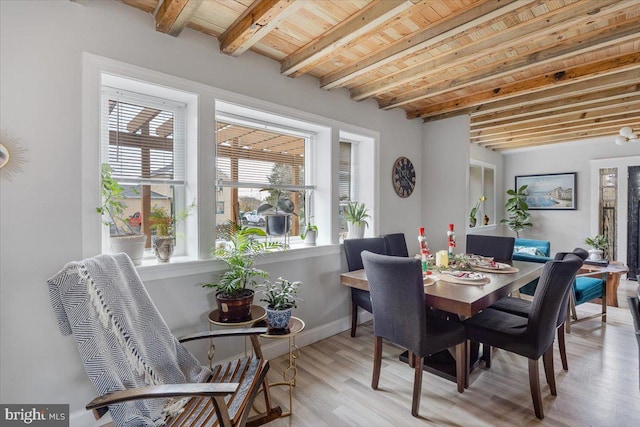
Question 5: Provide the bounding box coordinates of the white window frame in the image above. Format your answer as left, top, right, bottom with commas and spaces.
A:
468, 159, 496, 231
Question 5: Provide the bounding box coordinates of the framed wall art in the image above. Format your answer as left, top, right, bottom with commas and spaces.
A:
515, 172, 577, 210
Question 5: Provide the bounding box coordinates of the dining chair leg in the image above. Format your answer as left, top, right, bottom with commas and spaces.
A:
542, 346, 557, 396
455, 342, 465, 393
557, 323, 568, 371
408, 351, 415, 368
482, 344, 491, 368
351, 303, 358, 337
465, 340, 470, 389
372, 336, 382, 390
412, 355, 424, 417
528, 358, 544, 420
566, 304, 572, 334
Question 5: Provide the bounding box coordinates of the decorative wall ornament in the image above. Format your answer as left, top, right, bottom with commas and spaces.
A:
0, 131, 28, 181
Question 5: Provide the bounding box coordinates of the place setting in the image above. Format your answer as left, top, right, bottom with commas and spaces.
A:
467, 255, 520, 274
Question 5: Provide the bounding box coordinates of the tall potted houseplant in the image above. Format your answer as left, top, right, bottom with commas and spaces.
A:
584, 234, 608, 261
148, 202, 195, 263
500, 185, 532, 237
203, 221, 284, 323
257, 277, 302, 332
97, 164, 147, 265
344, 201, 369, 239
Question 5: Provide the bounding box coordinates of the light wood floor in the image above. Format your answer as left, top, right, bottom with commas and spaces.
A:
264, 280, 640, 426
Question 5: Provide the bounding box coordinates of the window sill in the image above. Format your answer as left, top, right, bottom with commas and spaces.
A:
466, 224, 497, 233
135, 243, 340, 282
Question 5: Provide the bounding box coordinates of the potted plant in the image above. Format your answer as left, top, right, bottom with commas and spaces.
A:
97, 164, 147, 265
203, 221, 284, 323
500, 185, 532, 237
148, 202, 195, 263
300, 217, 318, 246
257, 189, 297, 236
584, 234, 608, 261
256, 277, 302, 332
469, 195, 487, 228
344, 201, 369, 239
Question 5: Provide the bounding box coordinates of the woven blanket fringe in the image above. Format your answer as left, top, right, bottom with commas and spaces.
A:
79, 263, 162, 387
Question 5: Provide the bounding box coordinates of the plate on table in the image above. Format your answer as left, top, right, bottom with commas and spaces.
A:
423, 275, 435, 287
438, 271, 490, 285
471, 261, 519, 274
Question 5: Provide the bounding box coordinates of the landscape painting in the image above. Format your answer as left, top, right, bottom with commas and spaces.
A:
515, 172, 577, 210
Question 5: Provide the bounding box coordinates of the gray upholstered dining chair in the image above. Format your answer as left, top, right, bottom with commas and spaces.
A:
361, 251, 466, 417
489, 249, 587, 371
381, 232, 409, 257
343, 237, 387, 337
463, 254, 583, 419
465, 235, 515, 261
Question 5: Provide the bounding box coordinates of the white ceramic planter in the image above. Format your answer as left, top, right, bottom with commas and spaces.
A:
110, 234, 147, 265
588, 249, 603, 261
347, 222, 365, 239
303, 229, 317, 246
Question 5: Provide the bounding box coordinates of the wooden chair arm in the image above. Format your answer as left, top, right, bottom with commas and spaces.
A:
86, 383, 239, 410
178, 327, 267, 343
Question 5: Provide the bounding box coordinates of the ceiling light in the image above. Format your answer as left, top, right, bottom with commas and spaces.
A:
614, 125, 639, 145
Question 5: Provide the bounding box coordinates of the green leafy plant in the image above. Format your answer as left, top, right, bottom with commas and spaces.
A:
500, 185, 532, 237
257, 277, 302, 310
300, 216, 318, 239
203, 221, 284, 298
343, 201, 369, 228
96, 163, 137, 235
469, 195, 487, 222
584, 234, 607, 251
149, 202, 195, 236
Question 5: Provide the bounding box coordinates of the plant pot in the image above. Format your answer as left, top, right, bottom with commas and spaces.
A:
152, 236, 175, 263
469, 217, 477, 228
265, 214, 291, 236
215, 289, 254, 323
588, 249, 603, 261
265, 306, 292, 332
110, 234, 147, 266
303, 229, 317, 246
347, 222, 365, 239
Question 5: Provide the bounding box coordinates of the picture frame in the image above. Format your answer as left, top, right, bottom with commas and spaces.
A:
515, 172, 577, 210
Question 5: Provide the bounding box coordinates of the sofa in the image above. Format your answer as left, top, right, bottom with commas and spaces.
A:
512, 238, 552, 295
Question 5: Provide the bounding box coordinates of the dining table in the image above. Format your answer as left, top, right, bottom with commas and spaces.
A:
339, 259, 545, 383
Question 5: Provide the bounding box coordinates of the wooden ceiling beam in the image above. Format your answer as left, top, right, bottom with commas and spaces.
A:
320, 0, 525, 90
280, 0, 420, 77
471, 84, 640, 126
474, 111, 640, 144
155, 0, 202, 37
352, 0, 624, 101
126, 108, 161, 134
218, 0, 300, 57
487, 128, 622, 151
471, 96, 640, 135
446, 69, 640, 123
413, 53, 640, 120
380, 21, 640, 110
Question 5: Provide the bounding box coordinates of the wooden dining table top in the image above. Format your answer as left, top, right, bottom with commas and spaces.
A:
340, 260, 544, 318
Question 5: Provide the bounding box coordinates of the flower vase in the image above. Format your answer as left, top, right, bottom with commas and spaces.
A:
469, 217, 477, 228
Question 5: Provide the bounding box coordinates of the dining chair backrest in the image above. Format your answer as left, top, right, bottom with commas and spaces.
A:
527, 254, 583, 356
361, 251, 427, 356
344, 237, 387, 271
381, 233, 409, 257
553, 250, 586, 326
466, 235, 515, 261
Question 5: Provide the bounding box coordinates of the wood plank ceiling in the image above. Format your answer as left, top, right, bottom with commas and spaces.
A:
119, 0, 640, 151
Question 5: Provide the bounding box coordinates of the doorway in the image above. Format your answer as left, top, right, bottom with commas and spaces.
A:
628, 166, 640, 280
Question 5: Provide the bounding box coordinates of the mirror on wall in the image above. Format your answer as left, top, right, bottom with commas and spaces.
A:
469, 160, 495, 229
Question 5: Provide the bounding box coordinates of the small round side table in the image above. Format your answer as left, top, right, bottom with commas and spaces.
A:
206, 305, 266, 367
254, 316, 305, 417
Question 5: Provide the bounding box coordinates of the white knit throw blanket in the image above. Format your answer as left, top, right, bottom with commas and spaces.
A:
48, 253, 210, 427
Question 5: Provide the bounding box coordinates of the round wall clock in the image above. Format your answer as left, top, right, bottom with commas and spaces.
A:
392, 156, 416, 198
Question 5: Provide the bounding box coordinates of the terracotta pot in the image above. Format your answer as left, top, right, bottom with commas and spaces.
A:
215, 290, 254, 323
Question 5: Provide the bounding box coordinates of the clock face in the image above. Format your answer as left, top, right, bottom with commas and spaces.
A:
392, 157, 416, 198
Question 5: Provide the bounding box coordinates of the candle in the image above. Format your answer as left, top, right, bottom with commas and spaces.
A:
436, 250, 449, 268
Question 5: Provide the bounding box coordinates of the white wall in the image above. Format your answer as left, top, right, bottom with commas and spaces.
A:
0, 0, 423, 420
503, 136, 640, 254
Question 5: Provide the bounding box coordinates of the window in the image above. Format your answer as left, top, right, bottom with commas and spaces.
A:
101, 87, 187, 254
469, 160, 495, 229
338, 141, 356, 237
214, 108, 315, 246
